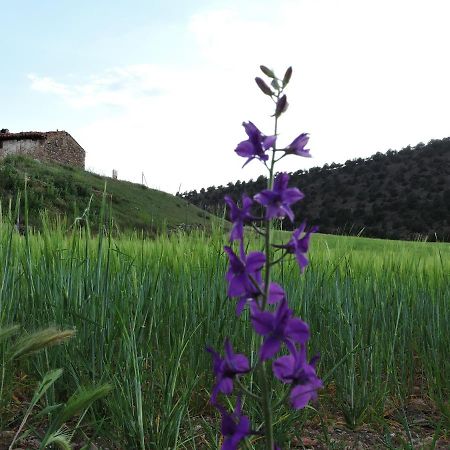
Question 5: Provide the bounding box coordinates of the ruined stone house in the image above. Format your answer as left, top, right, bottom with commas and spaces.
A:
0, 129, 85, 169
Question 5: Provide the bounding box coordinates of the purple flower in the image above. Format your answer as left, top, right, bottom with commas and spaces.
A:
218, 397, 252, 450
236, 282, 285, 316
274, 223, 318, 273
254, 173, 304, 222
224, 195, 257, 242
235, 121, 276, 167
251, 299, 310, 361
286, 133, 311, 157
224, 246, 265, 298
207, 339, 250, 403
273, 343, 322, 409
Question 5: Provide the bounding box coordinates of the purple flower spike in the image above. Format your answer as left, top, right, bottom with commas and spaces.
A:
235, 121, 276, 167
219, 397, 252, 450
275, 223, 318, 273
286, 133, 311, 157
236, 282, 285, 316
251, 299, 310, 361
224, 246, 265, 298
254, 173, 304, 222
224, 195, 257, 242
207, 339, 250, 404
273, 343, 322, 409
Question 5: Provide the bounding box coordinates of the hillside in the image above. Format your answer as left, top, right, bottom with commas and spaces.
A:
0, 155, 213, 233
180, 138, 450, 241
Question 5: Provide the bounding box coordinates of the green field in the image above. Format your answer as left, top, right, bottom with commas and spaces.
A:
0, 217, 448, 448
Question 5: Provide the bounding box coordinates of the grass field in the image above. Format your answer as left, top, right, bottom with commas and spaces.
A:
0, 215, 448, 448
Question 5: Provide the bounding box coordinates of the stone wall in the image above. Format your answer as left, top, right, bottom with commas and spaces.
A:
0, 138, 39, 156
0, 131, 85, 169
39, 132, 85, 168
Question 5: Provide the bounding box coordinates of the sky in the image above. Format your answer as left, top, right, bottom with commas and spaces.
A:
1, 0, 449, 194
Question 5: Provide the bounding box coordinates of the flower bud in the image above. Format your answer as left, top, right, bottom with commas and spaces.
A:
260, 65, 276, 78
255, 77, 274, 96
271, 78, 280, 90
283, 67, 293, 87
275, 95, 288, 117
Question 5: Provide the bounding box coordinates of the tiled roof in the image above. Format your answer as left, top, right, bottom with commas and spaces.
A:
0, 131, 64, 141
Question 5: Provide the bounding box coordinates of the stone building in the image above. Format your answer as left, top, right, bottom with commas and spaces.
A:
0, 130, 85, 169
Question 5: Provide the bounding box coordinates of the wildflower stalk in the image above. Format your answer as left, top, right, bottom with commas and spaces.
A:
208, 65, 321, 450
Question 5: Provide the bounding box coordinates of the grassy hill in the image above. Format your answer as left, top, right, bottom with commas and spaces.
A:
0, 155, 214, 233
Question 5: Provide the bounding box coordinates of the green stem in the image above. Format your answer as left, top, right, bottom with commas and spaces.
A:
261, 96, 279, 310
261, 364, 274, 449
269, 251, 289, 267
251, 222, 266, 237
249, 274, 266, 297
236, 377, 261, 401
260, 91, 281, 450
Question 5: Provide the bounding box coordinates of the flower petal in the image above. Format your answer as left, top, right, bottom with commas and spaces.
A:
243, 121, 260, 139
290, 378, 322, 409
273, 354, 295, 382
235, 140, 255, 157
251, 310, 274, 335
295, 253, 309, 272
266, 204, 282, 220
230, 354, 250, 373
259, 336, 281, 361
254, 190, 275, 206
263, 135, 277, 149
286, 318, 310, 344
281, 205, 295, 222
236, 297, 248, 316
246, 251, 266, 272
218, 377, 233, 395
220, 409, 236, 436
273, 173, 290, 192
289, 133, 309, 150
230, 222, 243, 242
295, 148, 311, 157
282, 187, 304, 204
228, 275, 246, 297
268, 283, 285, 304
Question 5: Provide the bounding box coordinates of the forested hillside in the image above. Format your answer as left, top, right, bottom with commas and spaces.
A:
180, 138, 450, 241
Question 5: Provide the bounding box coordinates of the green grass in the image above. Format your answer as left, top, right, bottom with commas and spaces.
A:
0, 213, 448, 448
0, 155, 214, 233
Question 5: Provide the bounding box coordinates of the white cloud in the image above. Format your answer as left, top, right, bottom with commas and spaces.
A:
28, 0, 450, 193
28, 75, 71, 97
29, 66, 171, 109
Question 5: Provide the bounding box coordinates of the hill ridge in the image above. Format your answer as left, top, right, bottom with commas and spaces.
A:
179, 137, 450, 241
